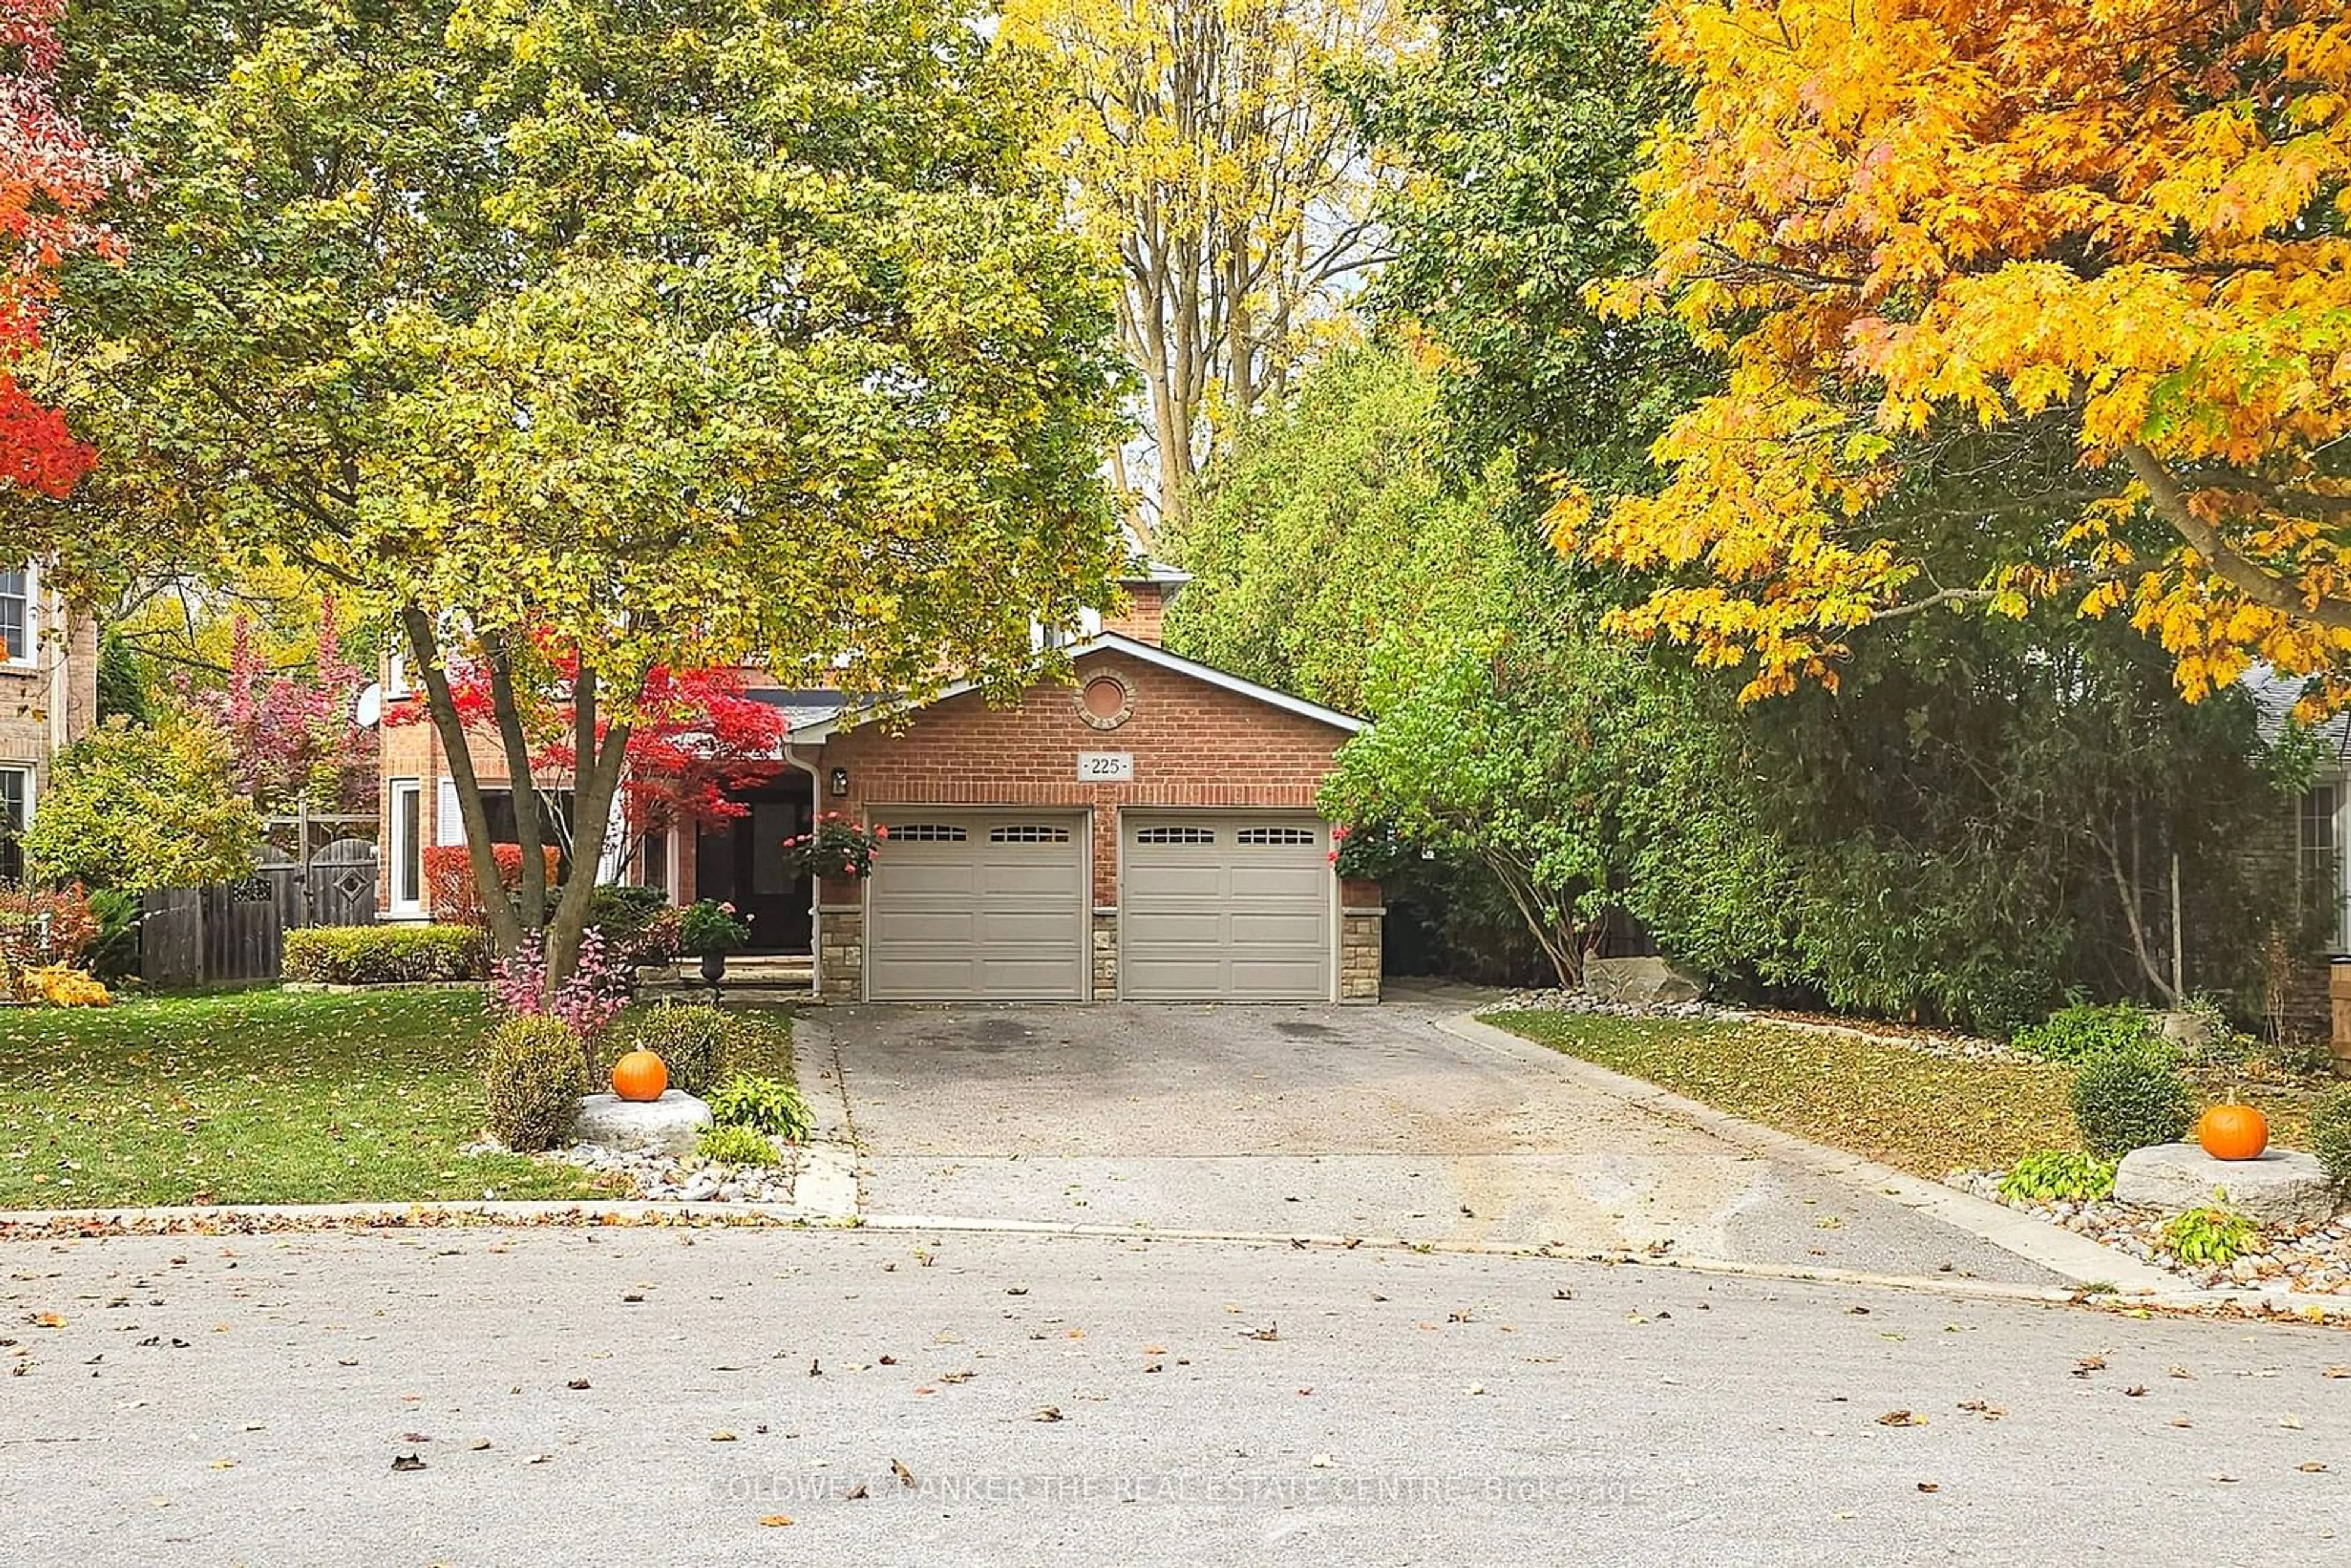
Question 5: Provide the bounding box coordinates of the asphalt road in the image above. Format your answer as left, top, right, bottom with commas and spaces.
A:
4, 1226, 2344, 1566
817, 996, 2061, 1285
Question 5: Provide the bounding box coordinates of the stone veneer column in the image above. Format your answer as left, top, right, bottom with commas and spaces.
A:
1092, 909, 1119, 999
1340, 910, 1384, 1002
817, 905, 864, 1002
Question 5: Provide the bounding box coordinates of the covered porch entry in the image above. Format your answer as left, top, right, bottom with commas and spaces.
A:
693, 770, 814, 954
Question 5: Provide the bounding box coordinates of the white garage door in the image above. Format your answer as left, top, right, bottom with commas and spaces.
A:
866, 811, 1087, 1001
1121, 812, 1332, 1001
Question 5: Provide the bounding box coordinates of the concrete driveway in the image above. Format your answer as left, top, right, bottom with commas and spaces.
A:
806, 988, 2063, 1286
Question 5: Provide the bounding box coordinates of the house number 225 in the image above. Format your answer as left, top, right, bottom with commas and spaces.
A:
1077, 752, 1136, 782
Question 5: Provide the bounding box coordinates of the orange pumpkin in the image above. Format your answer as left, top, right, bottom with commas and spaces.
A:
2197, 1101, 2268, 1161
611, 1050, 669, 1103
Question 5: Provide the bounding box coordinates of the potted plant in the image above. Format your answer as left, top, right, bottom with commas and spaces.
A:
780, 812, 884, 882
677, 898, 751, 998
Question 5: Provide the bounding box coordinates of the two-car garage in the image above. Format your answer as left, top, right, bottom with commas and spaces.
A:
863, 808, 1333, 1002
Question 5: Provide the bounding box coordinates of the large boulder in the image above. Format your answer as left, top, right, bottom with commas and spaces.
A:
569, 1090, 712, 1156
1584, 956, 1708, 1006
2114, 1142, 2340, 1227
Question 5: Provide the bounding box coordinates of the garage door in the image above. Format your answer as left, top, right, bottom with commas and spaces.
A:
1121, 812, 1331, 1001
866, 811, 1087, 1001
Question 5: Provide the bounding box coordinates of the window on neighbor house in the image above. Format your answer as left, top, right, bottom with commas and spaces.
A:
0, 765, 30, 884
0, 565, 32, 667
389, 779, 422, 914
2300, 782, 2345, 951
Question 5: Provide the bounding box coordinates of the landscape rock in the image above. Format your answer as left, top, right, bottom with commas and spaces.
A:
568, 1090, 713, 1156
2114, 1142, 2342, 1227
1583, 956, 1709, 1005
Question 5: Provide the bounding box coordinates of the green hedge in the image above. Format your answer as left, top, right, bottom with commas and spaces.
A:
283, 925, 481, 986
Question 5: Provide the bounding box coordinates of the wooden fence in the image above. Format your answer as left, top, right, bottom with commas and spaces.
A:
139, 836, 380, 987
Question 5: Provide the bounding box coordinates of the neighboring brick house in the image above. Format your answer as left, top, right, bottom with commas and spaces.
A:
0, 561, 99, 883
375, 568, 1382, 1003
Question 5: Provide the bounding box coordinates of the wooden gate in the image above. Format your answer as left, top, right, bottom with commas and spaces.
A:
139, 835, 381, 987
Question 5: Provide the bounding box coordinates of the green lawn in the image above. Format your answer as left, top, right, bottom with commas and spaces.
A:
1488, 1011, 2088, 1177
1488, 1011, 2323, 1179
0, 989, 795, 1209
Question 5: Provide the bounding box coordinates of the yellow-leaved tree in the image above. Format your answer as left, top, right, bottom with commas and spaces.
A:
1000, 0, 1417, 541
1553, 1, 2351, 705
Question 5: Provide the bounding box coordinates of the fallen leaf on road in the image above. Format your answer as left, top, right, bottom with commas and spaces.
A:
1310, 1454, 1333, 1468
527, 1453, 552, 1465
2170, 1419, 2194, 1429
1032, 1406, 1063, 1423
2124, 1386, 2147, 1398
2072, 1355, 2107, 1378
2211, 1472, 2238, 1484
846, 1482, 869, 1500
1956, 1400, 2004, 1422
711, 1431, 737, 1442
940, 1370, 975, 1384
1916, 1482, 1940, 1494
470, 1439, 491, 1452
2281, 1414, 2303, 1430
1877, 1411, 1926, 1427
1240, 1324, 1279, 1342
2301, 1462, 2330, 1473
391, 1454, 426, 1472
564, 1379, 590, 1391
2323, 1366, 2350, 1379
2167, 1365, 2194, 1379
1552, 1289, 1573, 1301
758, 1515, 793, 1528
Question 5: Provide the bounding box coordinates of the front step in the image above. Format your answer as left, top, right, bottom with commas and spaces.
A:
649, 954, 814, 997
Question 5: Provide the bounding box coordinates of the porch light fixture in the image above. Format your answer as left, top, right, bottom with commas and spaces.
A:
829, 767, 850, 797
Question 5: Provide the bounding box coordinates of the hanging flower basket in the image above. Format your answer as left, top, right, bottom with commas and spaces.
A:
781, 812, 883, 881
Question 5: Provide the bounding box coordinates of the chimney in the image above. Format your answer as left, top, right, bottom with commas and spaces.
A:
1100, 567, 1188, 647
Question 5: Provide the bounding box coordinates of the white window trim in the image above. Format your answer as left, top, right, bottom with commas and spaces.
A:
1, 561, 38, 669
0, 761, 34, 826
386, 649, 411, 697
389, 778, 424, 917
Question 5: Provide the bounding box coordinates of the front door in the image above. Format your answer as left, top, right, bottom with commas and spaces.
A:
694, 778, 813, 953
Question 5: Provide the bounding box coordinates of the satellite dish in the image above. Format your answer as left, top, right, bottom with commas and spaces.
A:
354, 682, 383, 728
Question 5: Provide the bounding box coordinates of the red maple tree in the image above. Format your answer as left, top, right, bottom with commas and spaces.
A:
386, 655, 789, 866
0, 0, 121, 499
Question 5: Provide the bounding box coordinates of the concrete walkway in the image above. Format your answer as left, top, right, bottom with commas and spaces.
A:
808, 989, 2068, 1288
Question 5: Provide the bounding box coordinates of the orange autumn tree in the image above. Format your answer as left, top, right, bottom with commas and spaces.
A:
1553, 1, 2351, 705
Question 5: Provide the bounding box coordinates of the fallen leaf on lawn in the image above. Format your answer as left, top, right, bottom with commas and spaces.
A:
391, 1454, 426, 1472
758, 1515, 793, 1528
1877, 1411, 1925, 1427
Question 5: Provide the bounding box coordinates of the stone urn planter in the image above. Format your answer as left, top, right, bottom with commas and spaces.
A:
698, 951, 727, 1000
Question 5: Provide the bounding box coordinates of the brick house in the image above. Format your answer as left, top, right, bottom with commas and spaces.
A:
375, 569, 1383, 1003
0, 561, 100, 883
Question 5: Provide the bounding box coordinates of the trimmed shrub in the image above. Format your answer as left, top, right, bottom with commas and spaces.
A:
586, 883, 681, 967
707, 1074, 812, 1143
2310, 1086, 2351, 1187
283, 925, 480, 985
606, 1003, 782, 1096
695, 1123, 782, 1168
2070, 1046, 2195, 1157
2014, 1002, 2158, 1064
485, 1015, 585, 1152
